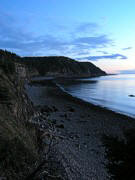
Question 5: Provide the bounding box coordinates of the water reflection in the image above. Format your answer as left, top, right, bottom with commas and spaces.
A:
61, 74, 135, 118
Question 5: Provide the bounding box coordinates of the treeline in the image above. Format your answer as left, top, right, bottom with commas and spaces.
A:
0, 50, 20, 74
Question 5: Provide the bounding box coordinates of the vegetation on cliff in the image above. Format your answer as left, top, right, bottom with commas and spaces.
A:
21, 56, 106, 77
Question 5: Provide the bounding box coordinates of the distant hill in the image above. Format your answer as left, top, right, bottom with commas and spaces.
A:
22, 56, 106, 77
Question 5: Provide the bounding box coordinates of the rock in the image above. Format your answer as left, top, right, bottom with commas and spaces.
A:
70, 135, 74, 139
75, 143, 81, 149
60, 114, 67, 118
78, 120, 87, 123
52, 105, 58, 112
75, 134, 80, 138
64, 113, 67, 118
85, 133, 90, 137
69, 107, 75, 112
83, 143, 87, 148
42, 106, 53, 113
56, 124, 64, 128
52, 120, 56, 124
129, 94, 135, 97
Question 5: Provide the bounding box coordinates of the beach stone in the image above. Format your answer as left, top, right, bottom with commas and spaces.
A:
52, 120, 56, 124
52, 105, 58, 112
60, 114, 67, 118
56, 124, 64, 128
78, 120, 87, 123
75, 134, 80, 138
69, 107, 75, 112
129, 94, 135, 97
85, 133, 90, 136
64, 113, 67, 118
42, 106, 53, 113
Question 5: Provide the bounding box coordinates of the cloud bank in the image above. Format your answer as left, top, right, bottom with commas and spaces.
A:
75, 22, 99, 33
122, 47, 132, 51
0, 11, 128, 62
77, 54, 127, 61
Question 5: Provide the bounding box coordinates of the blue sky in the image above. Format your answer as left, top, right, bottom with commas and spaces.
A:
0, 0, 135, 73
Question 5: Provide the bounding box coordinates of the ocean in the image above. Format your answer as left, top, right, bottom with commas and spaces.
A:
59, 74, 135, 118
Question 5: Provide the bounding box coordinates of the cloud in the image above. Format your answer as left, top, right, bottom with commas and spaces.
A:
76, 51, 90, 56
0, 12, 33, 42
0, 19, 113, 56
122, 47, 132, 50
77, 54, 128, 61
0, 12, 114, 57
75, 22, 99, 33
73, 35, 113, 48
0, 13, 68, 55
96, 50, 109, 54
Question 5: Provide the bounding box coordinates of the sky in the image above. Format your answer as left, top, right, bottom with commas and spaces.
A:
0, 0, 135, 73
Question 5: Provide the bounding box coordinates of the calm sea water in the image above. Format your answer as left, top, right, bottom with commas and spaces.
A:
60, 74, 135, 118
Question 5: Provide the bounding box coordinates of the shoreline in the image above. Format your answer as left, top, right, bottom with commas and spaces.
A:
32, 79, 135, 121
31, 77, 135, 120
54, 80, 135, 121
26, 79, 135, 179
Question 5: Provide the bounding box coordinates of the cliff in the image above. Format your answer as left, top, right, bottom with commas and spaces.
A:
22, 56, 106, 77
0, 50, 41, 179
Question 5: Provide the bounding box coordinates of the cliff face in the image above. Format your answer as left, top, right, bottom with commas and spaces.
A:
0, 50, 40, 179
22, 56, 106, 77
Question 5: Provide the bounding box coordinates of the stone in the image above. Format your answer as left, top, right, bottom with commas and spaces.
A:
129, 94, 135, 97
56, 124, 64, 128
